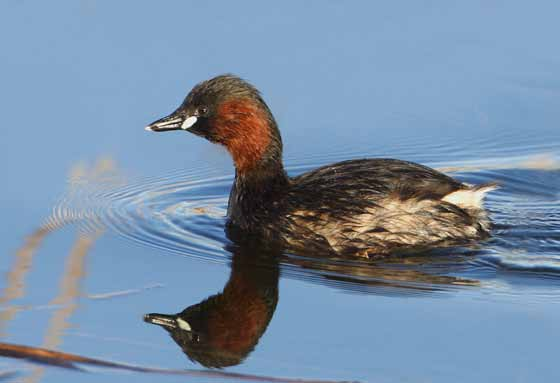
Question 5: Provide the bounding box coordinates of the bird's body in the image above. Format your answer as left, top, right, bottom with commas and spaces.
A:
228, 158, 496, 257
146, 75, 497, 258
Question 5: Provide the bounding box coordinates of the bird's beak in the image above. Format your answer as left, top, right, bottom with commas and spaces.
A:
145, 113, 198, 132
144, 313, 177, 329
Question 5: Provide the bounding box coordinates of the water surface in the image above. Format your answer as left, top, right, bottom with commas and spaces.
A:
1, 1, 560, 382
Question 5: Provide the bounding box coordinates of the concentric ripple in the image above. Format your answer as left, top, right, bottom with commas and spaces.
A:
50, 153, 560, 296
54, 162, 233, 262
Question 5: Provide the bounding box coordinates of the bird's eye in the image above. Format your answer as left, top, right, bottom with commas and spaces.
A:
197, 107, 208, 116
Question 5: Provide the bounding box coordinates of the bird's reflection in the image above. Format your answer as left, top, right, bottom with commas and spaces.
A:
283, 247, 480, 295
144, 238, 481, 368
144, 242, 280, 368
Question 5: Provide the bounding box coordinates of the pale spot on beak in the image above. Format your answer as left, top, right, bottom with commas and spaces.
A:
181, 116, 198, 130
145, 125, 154, 131
177, 318, 192, 331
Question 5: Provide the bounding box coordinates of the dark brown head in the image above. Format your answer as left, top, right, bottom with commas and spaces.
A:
146, 75, 283, 174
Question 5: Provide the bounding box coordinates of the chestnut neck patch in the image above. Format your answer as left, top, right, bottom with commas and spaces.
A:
214, 99, 274, 174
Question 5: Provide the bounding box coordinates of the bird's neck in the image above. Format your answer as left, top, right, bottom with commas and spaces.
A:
214, 97, 288, 228
227, 160, 289, 229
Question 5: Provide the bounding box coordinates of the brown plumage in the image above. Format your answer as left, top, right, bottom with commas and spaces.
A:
146, 74, 498, 257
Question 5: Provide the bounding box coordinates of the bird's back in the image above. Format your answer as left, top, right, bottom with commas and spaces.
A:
278, 158, 494, 257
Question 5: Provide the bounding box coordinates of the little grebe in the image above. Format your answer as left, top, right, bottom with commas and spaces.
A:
145, 75, 497, 257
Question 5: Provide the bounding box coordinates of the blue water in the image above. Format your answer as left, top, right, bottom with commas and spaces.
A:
1, 1, 560, 382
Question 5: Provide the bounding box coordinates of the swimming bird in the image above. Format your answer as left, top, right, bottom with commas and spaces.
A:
145, 74, 497, 257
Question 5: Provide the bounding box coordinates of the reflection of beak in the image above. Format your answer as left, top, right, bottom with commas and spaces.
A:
145, 113, 198, 132
144, 313, 177, 329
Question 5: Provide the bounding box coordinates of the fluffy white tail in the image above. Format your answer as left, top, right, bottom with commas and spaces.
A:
442, 182, 499, 209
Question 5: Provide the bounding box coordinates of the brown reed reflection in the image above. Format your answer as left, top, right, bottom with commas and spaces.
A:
0, 159, 112, 382
42, 233, 100, 350
0, 159, 113, 335
0, 227, 50, 336
22, 230, 102, 383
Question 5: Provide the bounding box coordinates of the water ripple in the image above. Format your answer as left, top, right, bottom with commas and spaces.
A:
50, 152, 560, 297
